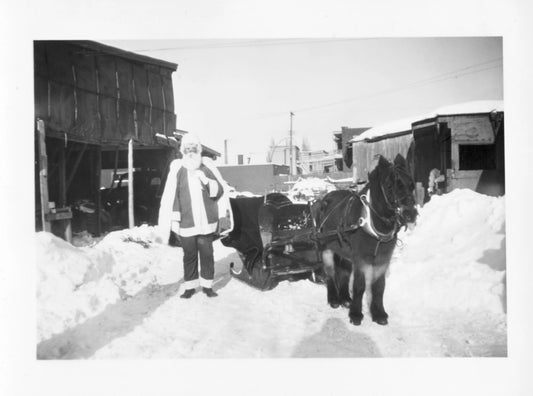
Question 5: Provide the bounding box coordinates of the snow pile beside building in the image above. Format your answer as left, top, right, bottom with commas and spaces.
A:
388, 188, 506, 316
36, 225, 180, 343
36, 232, 118, 342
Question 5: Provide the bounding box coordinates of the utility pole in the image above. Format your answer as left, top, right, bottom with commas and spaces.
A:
289, 111, 294, 175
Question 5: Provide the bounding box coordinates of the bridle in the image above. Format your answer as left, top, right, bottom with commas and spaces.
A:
315, 162, 416, 250
378, 164, 415, 228
359, 163, 415, 243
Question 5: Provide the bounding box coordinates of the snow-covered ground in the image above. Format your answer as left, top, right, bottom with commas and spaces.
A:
36, 189, 506, 359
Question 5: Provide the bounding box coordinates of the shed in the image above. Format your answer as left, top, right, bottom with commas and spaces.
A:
351, 115, 415, 182
350, 100, 504, 200
34, 40, 179, 238
411, 101, 504, 198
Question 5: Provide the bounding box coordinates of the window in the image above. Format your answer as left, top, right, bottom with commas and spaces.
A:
458, 144, 496, 170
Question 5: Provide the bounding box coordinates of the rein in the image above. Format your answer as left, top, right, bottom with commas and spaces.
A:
315, 162, 414, 251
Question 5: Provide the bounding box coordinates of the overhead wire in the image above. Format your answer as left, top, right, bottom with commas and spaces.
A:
254, 58, 503, 118
127, 38, 375, 53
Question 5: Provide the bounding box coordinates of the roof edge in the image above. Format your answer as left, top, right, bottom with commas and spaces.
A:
66, 40, 178, 71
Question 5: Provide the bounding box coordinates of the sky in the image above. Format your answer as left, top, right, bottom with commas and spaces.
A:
104, 37, 503, 164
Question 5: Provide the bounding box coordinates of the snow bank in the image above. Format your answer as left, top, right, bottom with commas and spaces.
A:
36, 226, 180, 342
388, 189, 506, 315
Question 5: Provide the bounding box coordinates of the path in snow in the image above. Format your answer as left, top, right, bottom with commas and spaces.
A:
38, 241, 505, 359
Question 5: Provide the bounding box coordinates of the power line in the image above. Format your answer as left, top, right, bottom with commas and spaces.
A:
296, 64, 502, 113
127, 38, 375, 53
254, 58, 503, 118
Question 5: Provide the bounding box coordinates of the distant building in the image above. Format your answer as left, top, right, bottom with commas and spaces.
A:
300, 150, 343, 174
217, 163, 291, 195
268, 144, 301, 174
333, 126, 371, 169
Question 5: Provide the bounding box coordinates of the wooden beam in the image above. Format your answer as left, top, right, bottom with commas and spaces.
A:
112, 146, 119, 187
95, 146, 102, 236
128, 138, 134, 228
58, 145, 66, 207
37, 119, 51, 232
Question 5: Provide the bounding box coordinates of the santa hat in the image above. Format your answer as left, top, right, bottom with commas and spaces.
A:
180, 133, 202, 154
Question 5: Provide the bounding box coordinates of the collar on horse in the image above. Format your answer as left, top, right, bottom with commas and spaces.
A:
358, 190, 398, 243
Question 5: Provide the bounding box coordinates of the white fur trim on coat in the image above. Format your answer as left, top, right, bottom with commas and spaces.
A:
200, 277, 213, 288
158, 157, 234, 244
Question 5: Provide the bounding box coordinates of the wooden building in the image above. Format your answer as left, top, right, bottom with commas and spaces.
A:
412, 102, 504, 197
350, 101, 504, 200
333, 126, 370, 169
34, 40, 179, 239
351, 116, 414, 183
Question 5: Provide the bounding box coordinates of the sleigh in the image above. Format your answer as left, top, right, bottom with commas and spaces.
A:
221, 193, 326, 290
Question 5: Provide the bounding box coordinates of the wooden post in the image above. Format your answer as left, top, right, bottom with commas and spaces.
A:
37, 119, 51, 232
95, 146, 102, 235
128, 138, 134, 228
59, 143, 73, 243
58, 145, 66, 207
112, 146, 119, 187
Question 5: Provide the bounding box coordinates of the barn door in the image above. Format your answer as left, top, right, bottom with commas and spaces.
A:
438, 122, 452, 176
413, 125, 441, 191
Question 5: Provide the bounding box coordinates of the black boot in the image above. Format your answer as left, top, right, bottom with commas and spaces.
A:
202, 287, 218, 298
180, 289, 196, 299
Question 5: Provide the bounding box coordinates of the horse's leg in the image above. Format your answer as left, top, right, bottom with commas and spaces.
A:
336, 256, 352, 307
370, 271, 389, 325
348, 264, 366, 325
322, 249, 340, 308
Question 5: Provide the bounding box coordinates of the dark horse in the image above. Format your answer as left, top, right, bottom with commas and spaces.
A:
314, 154, 418, 325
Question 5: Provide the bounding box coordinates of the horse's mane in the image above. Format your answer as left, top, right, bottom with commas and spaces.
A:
370, 154, 413, 186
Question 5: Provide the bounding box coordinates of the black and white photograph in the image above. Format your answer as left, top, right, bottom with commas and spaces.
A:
1, 1, 532, 395
33, 37, 506, 359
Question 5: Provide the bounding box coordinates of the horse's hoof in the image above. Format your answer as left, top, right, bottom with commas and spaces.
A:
373, 317, 388, 325
329, 302, 340, 309
349, 316, 362, 326
341, 301, 351, 308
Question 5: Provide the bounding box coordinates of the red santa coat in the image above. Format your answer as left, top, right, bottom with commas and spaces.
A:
158, 157, 233, 241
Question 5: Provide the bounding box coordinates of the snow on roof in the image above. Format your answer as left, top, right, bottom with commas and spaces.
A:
351, 100, 504, 143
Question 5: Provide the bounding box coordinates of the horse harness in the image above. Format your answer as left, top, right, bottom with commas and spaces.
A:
269, 166, 412, 259
316, 174, 410, 257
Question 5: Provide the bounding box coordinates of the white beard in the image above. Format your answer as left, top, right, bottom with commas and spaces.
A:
182, 152, 202, 170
